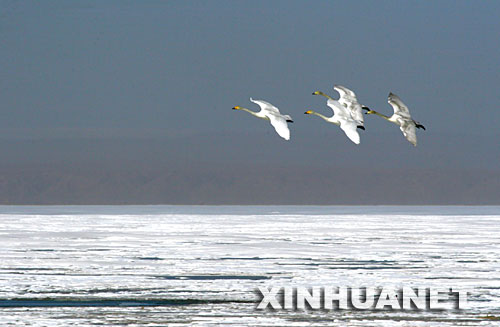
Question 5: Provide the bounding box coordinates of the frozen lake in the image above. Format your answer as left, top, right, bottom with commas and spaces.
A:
1, 205, 499, 326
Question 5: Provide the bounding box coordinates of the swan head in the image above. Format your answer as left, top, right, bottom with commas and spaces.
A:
365, 110, 375, 115
304, 110, 313, 114
312, 91, 322, 96
232, 106, 241, 110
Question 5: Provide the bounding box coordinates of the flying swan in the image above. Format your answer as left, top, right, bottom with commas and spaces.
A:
232, 98, 293, 140
334, 84, 368, 130
364, 92, 425, 146
305, 91, 362, 144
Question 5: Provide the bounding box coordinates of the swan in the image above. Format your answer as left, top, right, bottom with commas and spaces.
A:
333, 84, 369, 129
232, 98, 293, 140
364, 92, 425, 146
305, 91, 361, 144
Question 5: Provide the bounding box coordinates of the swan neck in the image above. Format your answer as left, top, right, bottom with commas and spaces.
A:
372, 110, 391, 121
310, 111, 330, 121
240, 107, 260, 117
318, 91, 334, 100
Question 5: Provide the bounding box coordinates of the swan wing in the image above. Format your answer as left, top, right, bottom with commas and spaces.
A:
250, 97, 280, 115
326, 98, 350, 118
339, 117, 361, 144
348, 102, 364, 127
399, 120, 417, 146
249, 97, 291, 139
334, 85, 364, 126
267, 113, 291, 140
388, 92, 411, 118
334, 84, 357, 100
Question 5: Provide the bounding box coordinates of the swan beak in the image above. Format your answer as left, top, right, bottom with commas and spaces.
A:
232, 106, 241, 110
312, 91, 320, 95
304, 110, 312, 114
365, 110, 375, 115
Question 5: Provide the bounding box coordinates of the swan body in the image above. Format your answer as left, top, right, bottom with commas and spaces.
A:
305, 91, 361, 144
333, 84, 366, 128
232, 97, 293, 140
365, 92, 425, 146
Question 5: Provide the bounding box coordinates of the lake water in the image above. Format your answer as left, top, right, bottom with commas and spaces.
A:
1, 205, 499, 326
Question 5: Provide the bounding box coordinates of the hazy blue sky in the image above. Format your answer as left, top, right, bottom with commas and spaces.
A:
1, 1, 499, 204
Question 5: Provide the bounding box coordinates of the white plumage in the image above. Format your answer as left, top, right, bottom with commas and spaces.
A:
305, 91, 361, 144
365, 92, 425, 146
333, 85, 365, 128
232, 98, 293, 140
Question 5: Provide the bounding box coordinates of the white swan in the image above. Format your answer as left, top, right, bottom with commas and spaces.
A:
364, 92, 425, 146
305, 91, 361, 144
333, 84, 368, 129
232, 98, 293, 140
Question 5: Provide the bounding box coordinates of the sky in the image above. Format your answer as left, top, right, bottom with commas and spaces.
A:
1, 0, 499, 204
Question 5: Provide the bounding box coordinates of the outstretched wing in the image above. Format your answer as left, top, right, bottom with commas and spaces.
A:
334, 85, 357, 100
338, 117, 361, 144
327, 98, 361, 144
334, 85, 364, 126
326, 98, 350, 118
399, 120, 417, 146
388, 92, 411, 118
267, 114, 290, 140
348, 103, 364, 127
249, 97, 291, 140
250, 97, 280, 115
